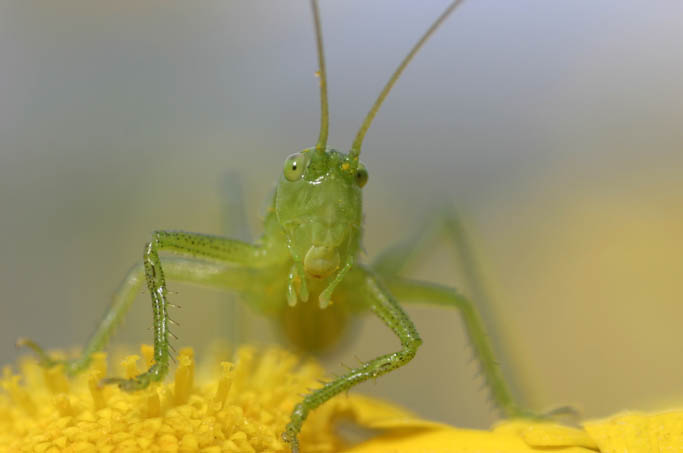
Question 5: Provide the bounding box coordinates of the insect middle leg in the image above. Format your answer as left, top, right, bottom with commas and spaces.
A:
373, 205, 530, 417
383, 276, 577, 421
21, 232, 265, 390
376, 209, 576, 420
282, 268, 421, 453
380, 275, 529, 418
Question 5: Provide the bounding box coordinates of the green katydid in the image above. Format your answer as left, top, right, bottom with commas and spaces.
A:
18, 1, 545, 450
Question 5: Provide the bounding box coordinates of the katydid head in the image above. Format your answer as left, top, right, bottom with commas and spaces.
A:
275, 148, 367, 281
274, 0, 460, 310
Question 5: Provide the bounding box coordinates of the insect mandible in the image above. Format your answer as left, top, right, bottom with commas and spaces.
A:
18, 1, 545, 450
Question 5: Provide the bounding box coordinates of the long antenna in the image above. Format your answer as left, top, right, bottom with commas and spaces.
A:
350, 0, 465, 159
311, 0, 329, 153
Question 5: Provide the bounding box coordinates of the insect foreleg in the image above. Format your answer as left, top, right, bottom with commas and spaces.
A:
22, 231, 268, 390
102, 231, 266, 391
282, 269, 421, 452
381, 276, 531, 419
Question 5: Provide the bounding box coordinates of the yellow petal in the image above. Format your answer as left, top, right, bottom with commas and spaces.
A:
7, 345, 683, 453
343, 423, 596, 453
338, 393, 446, 430
584, 410, 683, 453
495, 420, 598, 450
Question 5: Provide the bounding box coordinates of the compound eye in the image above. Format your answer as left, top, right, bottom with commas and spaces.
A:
283, 153, 307, 181
355, 162, 368, 188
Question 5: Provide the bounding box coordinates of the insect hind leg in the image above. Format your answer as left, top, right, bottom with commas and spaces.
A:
373, 204, 477, 281
18, 262, 146, 376
282, 269, 422, 452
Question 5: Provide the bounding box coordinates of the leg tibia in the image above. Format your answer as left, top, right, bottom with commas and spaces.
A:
385, 276, 528, 418
21, 229, 267, 389
283, 269, 421, 451
18, 263, 146, 376
112, 231, 268, 392
284, 343, 421, 448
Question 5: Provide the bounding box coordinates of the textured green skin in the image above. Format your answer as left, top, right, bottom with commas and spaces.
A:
22, 146, 534, 452
19, 2, 542, 449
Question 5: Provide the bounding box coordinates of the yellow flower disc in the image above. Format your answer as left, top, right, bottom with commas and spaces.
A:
0, 345, 346, 453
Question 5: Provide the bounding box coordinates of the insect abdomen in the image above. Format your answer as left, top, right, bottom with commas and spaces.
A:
279, 298, 352, 353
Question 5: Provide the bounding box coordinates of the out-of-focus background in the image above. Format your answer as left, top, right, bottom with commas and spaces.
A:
1, 0, 682, 429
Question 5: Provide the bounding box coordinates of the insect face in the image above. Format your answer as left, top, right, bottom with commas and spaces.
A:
275, 148, 365, 280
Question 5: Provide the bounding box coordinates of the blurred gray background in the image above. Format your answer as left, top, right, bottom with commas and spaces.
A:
1, 0, 683, 429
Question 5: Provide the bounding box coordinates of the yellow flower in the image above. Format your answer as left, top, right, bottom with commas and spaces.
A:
0, 345, 681, 453
1, 345, 345, 452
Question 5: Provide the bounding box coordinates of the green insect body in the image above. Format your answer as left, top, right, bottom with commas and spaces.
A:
19, 1, 544, 451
